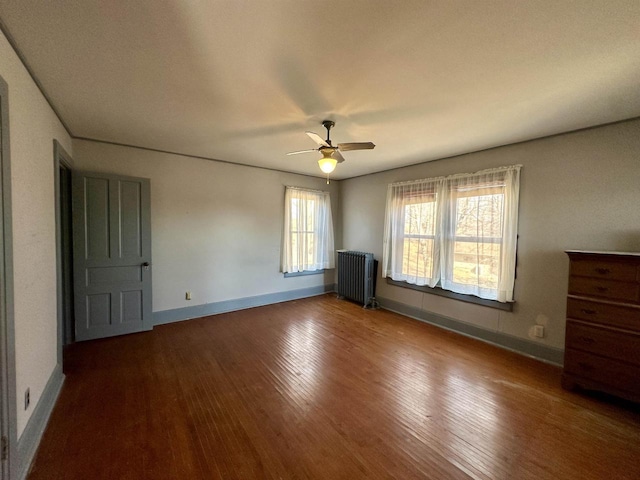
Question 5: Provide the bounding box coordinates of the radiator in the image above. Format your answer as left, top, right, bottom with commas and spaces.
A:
337, 251, 379, 308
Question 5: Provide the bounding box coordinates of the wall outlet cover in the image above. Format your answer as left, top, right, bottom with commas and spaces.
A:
533, 325, 545, 338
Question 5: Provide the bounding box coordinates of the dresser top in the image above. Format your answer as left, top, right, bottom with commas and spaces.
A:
566, 250, 640, 257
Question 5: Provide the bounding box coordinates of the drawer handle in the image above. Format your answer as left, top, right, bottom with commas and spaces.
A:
577, 336, 595, 345
577, 362, 594, 371
580, 309, 597, 315
595, 286, 609, 293
595, 267, 611, 275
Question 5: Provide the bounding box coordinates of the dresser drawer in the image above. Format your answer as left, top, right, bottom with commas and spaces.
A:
569, 258, 638, 282
564, 349, 640, 396
566, 297, 640, 332
565, 320, 640, 366
568, 276, 639, 303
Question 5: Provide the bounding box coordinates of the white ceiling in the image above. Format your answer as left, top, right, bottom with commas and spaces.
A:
1, 1, 639, 179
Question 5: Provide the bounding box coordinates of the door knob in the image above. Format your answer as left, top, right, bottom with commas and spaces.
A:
142, 262, 150, 270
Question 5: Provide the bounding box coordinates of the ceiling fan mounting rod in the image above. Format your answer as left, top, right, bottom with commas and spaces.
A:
322, 120, 335, 145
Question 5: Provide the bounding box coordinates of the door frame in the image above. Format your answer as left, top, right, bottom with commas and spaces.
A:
0, 74, 18, 480
54, 141, 74, 361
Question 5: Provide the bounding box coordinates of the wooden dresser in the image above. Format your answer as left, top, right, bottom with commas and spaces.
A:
563, 250, 640, 403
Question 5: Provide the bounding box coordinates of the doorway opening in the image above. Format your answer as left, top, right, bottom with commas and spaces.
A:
54, 141, 74, 364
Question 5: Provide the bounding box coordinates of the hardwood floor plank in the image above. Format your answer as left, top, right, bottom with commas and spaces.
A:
28, 294, 640, 479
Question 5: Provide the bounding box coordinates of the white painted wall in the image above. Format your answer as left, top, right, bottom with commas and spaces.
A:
340, 119, 640, 351
72, 140, 340, 313
0, 31, 73, 436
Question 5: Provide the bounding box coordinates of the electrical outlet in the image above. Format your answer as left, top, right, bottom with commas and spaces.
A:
24, 388, 30, 410
533, 325, 545, 338
185, 291, 191, 300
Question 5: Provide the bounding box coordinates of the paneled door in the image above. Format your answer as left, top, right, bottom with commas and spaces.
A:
72, 172, 152, 341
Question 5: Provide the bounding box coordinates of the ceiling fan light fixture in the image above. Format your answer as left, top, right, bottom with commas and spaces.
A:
318, 153, 337, 174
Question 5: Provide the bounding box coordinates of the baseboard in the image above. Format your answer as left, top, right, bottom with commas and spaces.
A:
377, 296, 564, 366
154, 283, 336, 325
15, 363, 65, 480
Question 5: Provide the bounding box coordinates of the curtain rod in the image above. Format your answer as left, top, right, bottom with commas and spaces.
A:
285, 185, 331, 194
388, 164, 522, 187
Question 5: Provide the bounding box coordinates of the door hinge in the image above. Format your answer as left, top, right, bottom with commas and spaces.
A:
1, 435, 7, 461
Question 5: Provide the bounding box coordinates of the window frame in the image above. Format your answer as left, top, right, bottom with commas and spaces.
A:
442, 184, 506, 297
282, 186, 335, 275
284, 269, 325, 278
392, 188, 439, 286
288, 196, 318, 271
383, 166, 521, 304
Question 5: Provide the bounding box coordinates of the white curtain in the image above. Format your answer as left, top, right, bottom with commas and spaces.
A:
439, 166, 521, 301
283, 187, 335, 273
383, 165, 521, 302
382, 176, 444, 287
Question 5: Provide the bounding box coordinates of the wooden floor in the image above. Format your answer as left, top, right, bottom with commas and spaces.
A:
29, 294, 640, 479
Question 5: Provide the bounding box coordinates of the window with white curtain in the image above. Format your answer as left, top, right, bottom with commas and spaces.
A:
383, 165, 521, 302
282, 187, 335, 273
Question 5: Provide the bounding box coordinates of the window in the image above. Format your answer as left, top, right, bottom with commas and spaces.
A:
282, 187, 335, 273
383, 165, 521, 303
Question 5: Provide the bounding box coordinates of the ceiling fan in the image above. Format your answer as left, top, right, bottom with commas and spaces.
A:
287, 120, 375, 179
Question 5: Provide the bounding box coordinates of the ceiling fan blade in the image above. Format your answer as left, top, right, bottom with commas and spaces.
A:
333, 149, 346, 163
306, 131, 330, 147
337, 142, 376, 151
286, 149, 318, 156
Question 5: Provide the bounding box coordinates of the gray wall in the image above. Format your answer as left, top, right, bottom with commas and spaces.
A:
340, 118, 640, 351
72, 140, 341, 315
0, 29, 73, 437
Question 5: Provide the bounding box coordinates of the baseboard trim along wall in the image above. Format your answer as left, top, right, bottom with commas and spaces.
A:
377, 296, 564, 366
154, 283, 336, 325
15, 363, 65, 480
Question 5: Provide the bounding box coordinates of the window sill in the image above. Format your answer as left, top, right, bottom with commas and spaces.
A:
284, 269, 328, 278
385, 278, 513, 311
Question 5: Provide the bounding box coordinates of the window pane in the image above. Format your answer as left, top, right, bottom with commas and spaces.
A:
455, 193, 504, 239
452, 191, 504, 293
452, 240, 501, 289
293, 198, 301, 231
404, 201, 435, 236
402, 238, 434, 279
291, 233, 299, 267
304, 232, 315, 265
305, 200, 315, 231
